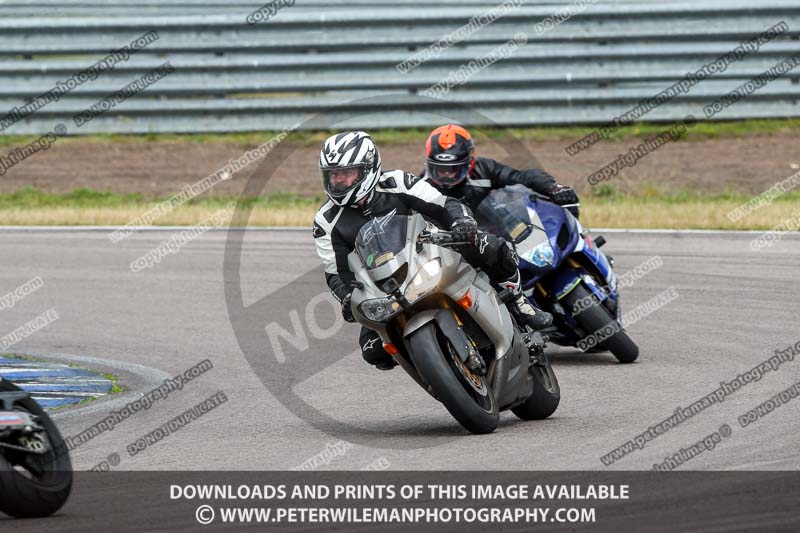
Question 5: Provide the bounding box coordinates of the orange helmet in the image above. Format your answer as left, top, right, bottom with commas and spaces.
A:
424, 124, 475, 189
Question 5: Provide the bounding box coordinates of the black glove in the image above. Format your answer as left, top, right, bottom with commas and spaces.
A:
546, 184, 580, 218
341, 292, 356, 323
450, 216, 478, 244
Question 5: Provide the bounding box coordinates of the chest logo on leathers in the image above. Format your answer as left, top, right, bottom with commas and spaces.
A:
478, 234, 490, 254
374, 208, 396, 232
360, 208, 397, 245
404, 172, 422, 189
312, 221, 326, 239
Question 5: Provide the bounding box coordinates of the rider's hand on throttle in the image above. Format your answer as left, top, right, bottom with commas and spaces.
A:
546, 183, 580, 218
450, 217, 478, 244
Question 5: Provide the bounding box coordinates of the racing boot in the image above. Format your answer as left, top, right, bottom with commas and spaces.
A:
500, 272, 553, 331
361, 329, 398, 370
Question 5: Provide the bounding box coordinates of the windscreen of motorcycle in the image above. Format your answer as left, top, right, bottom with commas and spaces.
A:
515, 208, 549, 261
477, 185, 547, 250
355, 211, 410, 275
477, 186, 531, 240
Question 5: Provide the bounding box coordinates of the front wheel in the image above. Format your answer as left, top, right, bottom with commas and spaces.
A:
408, 324, 499, 435
563, 284, 639, 364
0, 379, 73, 518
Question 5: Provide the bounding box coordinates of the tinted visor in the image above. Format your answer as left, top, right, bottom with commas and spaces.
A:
321, 164, 366, 198
426, 159, 470, 188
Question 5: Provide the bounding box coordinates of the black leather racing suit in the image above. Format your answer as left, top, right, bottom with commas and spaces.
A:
422, 156, 564, 213
313, 169, 520, 366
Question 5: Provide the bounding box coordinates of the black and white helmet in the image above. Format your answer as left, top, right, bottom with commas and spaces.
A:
319, 131, 382, 207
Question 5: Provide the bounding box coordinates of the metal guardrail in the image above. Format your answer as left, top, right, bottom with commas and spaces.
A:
0, 0, 798, 134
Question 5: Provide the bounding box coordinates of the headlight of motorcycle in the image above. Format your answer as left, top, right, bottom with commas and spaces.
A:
525, 241, 555, 267
358, 298, 401, 322
404, 258, 442, 302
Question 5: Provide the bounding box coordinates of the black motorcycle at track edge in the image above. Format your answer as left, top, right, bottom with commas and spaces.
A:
0, 377, 72, 518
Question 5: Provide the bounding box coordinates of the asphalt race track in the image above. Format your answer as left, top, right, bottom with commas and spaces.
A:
1, 228, 798, 472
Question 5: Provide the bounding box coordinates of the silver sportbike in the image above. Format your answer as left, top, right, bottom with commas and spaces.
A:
349, 211, 560, 434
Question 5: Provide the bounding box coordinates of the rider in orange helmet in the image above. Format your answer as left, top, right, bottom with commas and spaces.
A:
422, 124, 580, 217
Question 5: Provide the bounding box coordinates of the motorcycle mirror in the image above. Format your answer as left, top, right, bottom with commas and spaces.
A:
381, 278, 400, 293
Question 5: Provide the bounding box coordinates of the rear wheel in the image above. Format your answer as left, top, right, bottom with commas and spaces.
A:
408, 323, 499, 435
511, 352, 560, 420
563, 284, 639, 364
0, 379, 72, 518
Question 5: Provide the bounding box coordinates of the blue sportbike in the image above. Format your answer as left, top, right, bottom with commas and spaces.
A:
476, 185, 639, 364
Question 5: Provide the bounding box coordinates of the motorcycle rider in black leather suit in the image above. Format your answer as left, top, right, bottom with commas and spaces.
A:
313, 131, 554, 370
420, 124, 580, 218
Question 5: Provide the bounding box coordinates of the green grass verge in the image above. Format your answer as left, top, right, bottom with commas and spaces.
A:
586, 182, 800, 203
0, 118, 798, 147
101, 372, 124, 395
0, 185, 797, 229
2, 184, 798, 209
0, 186, 327, 208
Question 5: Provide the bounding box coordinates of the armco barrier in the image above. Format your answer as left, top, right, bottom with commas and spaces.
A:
0, 0, 798, 133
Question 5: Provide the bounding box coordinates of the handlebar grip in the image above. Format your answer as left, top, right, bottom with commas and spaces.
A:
529, 192, 550, 201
